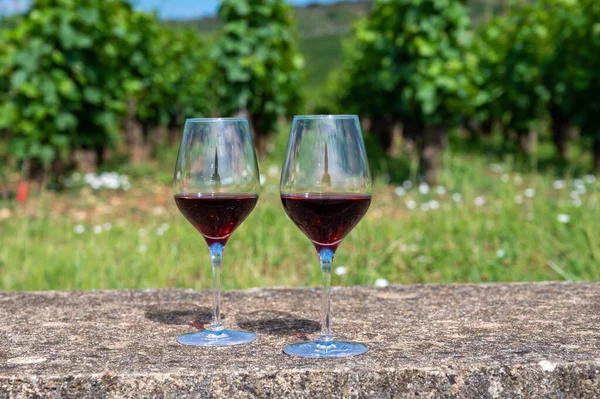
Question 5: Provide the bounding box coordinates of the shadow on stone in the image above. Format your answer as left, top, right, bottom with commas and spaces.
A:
237, 311, 319, 336
145, 307, 223, 326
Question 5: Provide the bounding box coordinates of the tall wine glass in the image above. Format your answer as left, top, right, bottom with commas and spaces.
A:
173, 118, 260, 346
280, 115, 372, 358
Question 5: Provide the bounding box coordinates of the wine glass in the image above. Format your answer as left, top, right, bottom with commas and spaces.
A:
280, 115, 372, 358
173, 118, 260, 346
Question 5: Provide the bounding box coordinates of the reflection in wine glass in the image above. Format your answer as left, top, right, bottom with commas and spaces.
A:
173, 118, 260, 346
280, 115, 372, 358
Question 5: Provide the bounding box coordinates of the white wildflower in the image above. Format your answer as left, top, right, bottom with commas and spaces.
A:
420, 203, 430, 212
557, 214, 570, 224
574, 185, 586, 195
552, 180, 565, 190
419, 183, 430, 195
496, 249, 506, 258
527, 213, 534, 221
101, 172, 120, 190
524, 188, 536, 198
394, 186, 406, 196
584, 174, 596, 184
103, 223, 112, 231
513, 175, 523, 186
84, 173, 95, 184
74, 225, 85, 234
474, 196, 486, 207
334, 266, 347, 276
490, 163, 504, 173
137, 244, 148, 254
119, 174, 130, 187
402, 180, 412, 189
572, 198, 582, 207
405, 199, 417, 210
435, 186, 447, 196
93, 225, 103, 234
514, 195, 523, 204
267, 165, 279, 178
156, 222, 170, 236
89, 179, 102, 190
428, 200, 440, 210
374, 278, 389, 288
452, 193, 462, 202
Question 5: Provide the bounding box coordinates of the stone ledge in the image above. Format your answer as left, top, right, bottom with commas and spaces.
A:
1, 282, 599, 398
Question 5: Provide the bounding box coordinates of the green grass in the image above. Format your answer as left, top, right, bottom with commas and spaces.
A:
1, 128, 599, 291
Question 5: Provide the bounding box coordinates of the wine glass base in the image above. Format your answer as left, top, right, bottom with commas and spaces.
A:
178, 329, 256, 347
284, 340, 368, 358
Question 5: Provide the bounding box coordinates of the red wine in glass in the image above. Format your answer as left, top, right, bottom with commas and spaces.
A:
175, 193, 258, 246
280, 115, 372, 358
173, 117, 260, 347
280, 193, 371, 253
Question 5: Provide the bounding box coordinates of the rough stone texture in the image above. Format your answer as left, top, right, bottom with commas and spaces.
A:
1, 282, 599, 398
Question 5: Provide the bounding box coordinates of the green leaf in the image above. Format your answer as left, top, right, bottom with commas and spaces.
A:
55, 113, 77, 131
10, 70, 27, 89
213, 0, 303, 135
83, 87, 102, 104
38, 145, 56, 166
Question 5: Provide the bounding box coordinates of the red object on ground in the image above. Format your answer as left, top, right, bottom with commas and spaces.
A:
16, 182, 29, 203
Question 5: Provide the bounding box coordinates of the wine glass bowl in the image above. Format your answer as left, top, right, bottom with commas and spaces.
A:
280, 115, 372, 358
173, 118, 260, 346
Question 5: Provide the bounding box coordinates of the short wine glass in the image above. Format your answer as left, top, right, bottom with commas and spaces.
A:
173, 118, 260, 346
280, 115, 372, 358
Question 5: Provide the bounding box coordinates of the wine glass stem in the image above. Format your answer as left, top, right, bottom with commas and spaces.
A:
209, 243, 224, 332
319, 249, 334, 343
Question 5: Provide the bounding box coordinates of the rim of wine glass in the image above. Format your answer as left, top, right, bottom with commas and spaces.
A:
293, 115, 358, 120
185, 117, 248, 123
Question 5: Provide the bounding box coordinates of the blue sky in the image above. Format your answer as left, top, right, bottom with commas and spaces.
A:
1, 1, 350, 19
133, 0, 345, 19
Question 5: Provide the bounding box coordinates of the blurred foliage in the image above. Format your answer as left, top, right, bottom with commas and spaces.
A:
0, 0, 212, 171
567, 0, 600, 142
472, 0, 573, 137
136, 27, 213, 129
471, 0, 600, 159
329, 0, 600, 173
332, 0, 479, 129
211, 0, 304, 142
1, 0, 600, 176
0, 0, 155, 167
329, 0, 481, 184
